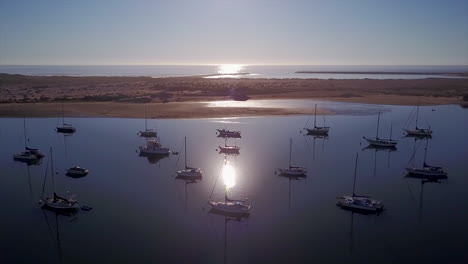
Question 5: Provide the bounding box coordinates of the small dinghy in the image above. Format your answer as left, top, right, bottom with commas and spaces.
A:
277, 138, 307, 176
363, 112, 398, 148
40, 147, 79, 211
66, 166, 89, 177
217, 129, 241, 138
336, 153, 384, 214
176, 137, 202, 179
139, 139, 170, 155
305, 104, 330, 135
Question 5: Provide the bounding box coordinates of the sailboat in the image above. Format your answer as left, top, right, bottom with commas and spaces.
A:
218, 139, 240, 155
176, 137, 202, 179
406, 139, 447, 178
403, 105, 432, 137
209, 159, 250, 216
277, 138, 307, 176
13, 118, 44, 163
139, 106, 157, 137
139, 138, 170, 155
363, 112, 398, 147
217, 128, 241, 138
336, 153, 384, 214
40, 147, 80, 211
305, 104, 330, 135
56, 101, 76, 133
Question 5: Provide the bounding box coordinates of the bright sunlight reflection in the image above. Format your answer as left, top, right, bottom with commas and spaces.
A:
222, 161, 236, 190
217, 64, 245, 75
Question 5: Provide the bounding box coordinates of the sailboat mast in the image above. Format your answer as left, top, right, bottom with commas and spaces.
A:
390, 124, 393, 140
314, 104, 317, 127
415, 105, 419, 129
50, 147, 55, 194
376, 112, 381, 139
423, 138, 429, 164
145, 105, 148, 131
352, 153, 358, 197
23, 117, 27, 148
184, 136, 187, 169
289, 138, 292, 168
61, 101, 65, 125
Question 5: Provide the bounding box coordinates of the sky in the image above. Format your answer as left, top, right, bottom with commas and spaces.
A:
0, 0, 467, 65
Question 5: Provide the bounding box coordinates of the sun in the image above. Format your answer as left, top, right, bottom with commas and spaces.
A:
217, 64, 245, 75
222, 161, 236, 190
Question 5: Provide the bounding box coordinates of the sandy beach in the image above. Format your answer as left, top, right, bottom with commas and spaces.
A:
0, 73, 467, 118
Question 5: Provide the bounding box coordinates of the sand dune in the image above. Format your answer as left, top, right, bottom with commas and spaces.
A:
0, 74, 467, 118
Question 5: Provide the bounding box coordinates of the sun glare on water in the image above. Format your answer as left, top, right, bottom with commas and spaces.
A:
217, 64, 245, 75
222, 161, 236, 190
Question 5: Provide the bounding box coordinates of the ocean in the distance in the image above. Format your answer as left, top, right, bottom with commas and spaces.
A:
0, 65, 467, 79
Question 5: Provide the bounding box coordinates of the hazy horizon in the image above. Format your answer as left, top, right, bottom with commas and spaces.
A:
1, 0, 467, 65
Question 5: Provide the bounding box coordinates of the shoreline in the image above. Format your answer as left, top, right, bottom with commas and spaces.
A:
0, 97, 465, 119
0, 73, 467, 118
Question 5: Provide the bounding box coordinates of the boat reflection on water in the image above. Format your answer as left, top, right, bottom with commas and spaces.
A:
278, 173, 306, 209
405, 175, 447, 221
138, 152, 168, 165
207, 211, 247, 264
41, 206, 79, 264
303, 133, 328, 160
175, 175, 200, 209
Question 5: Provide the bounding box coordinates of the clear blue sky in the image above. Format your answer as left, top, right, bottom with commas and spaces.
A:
1, 0, 467, 65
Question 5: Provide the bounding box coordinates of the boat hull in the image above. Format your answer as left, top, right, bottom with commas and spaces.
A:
306, 127, 329, 135
42, 198, 79, 211
405, 167, 447, 178
277, 168, 307, 176
56, 127, 76, 133
364, 137, 398, 147
404, 129, 432, 137
209, 201, 250, 216
66, 170, 89, 177
336, 196, 383, 214
139, 131, 157, 137
176, 169, 202, 179
139, 146, 170, 155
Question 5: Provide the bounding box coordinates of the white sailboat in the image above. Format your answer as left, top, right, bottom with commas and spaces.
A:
336, 153, 384, 214
139, 138, 170, 155
13, 118, 44, 163
56, 101, 76, 133
139, 106, 157, 138
305, 104, 330, 135
40, 147, 80, 211
209, 159, 250, 216
363, 112, 398, 147
277, 138, 307, 176
218, 139, 240, 155
403, 105, 432, 137
176, 137, 202, 179
406, 139, 447, 178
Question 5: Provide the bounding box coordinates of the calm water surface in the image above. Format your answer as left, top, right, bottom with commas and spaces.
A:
1, 102, 468, 263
